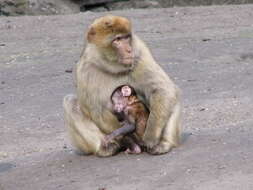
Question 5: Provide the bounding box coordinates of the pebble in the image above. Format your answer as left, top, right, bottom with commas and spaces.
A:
0, 152, 8, 158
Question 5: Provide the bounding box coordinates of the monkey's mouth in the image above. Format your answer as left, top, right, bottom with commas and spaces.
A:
121, 57, 134, 65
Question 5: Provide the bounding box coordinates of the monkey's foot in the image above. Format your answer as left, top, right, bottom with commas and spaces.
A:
142, 136, 159, 149
147, 142, 174, 155
97, 142, 120, 157
125, 145, 142, 154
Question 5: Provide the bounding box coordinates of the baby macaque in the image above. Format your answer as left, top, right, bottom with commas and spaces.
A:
103, 85, 149, 154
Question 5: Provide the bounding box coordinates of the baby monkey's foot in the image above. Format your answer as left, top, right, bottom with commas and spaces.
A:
125, 144, 142, 154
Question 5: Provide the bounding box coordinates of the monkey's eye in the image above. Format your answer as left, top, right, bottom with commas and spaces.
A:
113, 34, 131, 43
115, 36, 122, 41
125, 34, 131, 39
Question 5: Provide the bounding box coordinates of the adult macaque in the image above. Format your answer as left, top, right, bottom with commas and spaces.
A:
63, 15, 181, 156
103, 85, 149, 154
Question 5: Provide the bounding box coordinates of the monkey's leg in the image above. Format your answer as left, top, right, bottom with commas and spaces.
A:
122, 136, 142, 154
148, 102, 181, 155
63, 94, 120, 157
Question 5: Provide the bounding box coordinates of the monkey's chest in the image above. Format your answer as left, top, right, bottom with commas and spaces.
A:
81, 71, 130, 109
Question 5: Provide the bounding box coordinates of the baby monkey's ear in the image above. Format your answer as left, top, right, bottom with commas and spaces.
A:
121, 86, 132, 97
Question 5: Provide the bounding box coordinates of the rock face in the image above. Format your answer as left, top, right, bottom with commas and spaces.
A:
106, 0, 161, 11
1, 0, 253, 16
0, 0, 79, 16
157, 0, 253, 7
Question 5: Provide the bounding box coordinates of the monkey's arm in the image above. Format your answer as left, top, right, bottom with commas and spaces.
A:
143, 88, 177, 148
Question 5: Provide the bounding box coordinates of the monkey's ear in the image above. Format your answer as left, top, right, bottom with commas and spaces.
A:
87, 27, 96, 43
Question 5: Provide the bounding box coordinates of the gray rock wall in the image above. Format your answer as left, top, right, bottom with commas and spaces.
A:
1, 0, 253, 16
0, 0, 79, 16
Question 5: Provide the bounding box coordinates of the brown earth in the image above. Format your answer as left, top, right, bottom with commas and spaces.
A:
0, 4, 253, 190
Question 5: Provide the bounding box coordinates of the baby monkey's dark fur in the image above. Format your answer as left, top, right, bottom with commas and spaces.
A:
103, 85, 149, 154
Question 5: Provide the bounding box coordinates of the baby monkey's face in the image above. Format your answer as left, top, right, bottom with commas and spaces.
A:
113, 96, 128, 112
113, 101, 125, 112
112, 86, 132, 112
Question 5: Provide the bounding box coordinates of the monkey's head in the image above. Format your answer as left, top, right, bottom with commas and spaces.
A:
87, 15, 134, 65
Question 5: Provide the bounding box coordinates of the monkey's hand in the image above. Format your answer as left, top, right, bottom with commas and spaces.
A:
101, 135, 113, 148
142, 132, 159, 149
142, 111, 163, 148
142, 91, 173, 149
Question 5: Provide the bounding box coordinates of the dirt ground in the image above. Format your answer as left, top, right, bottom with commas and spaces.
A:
0, 4, 253, 190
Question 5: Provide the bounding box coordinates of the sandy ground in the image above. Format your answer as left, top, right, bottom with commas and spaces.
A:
0, 4, 253, 190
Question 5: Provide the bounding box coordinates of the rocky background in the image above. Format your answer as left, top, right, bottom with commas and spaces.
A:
1, 0, 253, 16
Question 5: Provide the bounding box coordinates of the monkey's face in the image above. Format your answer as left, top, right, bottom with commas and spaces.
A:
112, 34, 134, 65
113, 102, 125, 113
87, 15, 134, 66
112, 97, 128, 113
112, 92, 128, 113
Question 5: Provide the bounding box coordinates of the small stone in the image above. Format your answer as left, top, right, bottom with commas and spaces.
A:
218, 165, 226, 169
202, 38, 211, 42
65, 68, 73, 73
0, 152, 8, 158
187, 79, 197, 82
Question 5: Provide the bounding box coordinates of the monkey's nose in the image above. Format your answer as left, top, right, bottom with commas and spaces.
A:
126, 47, 132, 53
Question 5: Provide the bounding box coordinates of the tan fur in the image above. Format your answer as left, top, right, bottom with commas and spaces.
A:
87, 15, 131, 48
63, 15, 181, 156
